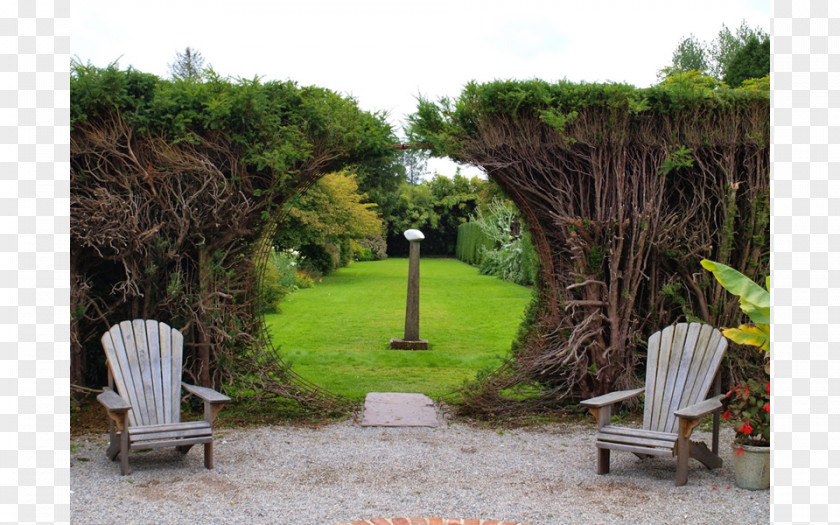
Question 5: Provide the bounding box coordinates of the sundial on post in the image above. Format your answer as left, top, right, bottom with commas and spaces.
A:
390, 229, 429, 350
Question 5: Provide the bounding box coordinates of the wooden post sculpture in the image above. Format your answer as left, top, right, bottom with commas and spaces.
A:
390, 229, 429, 350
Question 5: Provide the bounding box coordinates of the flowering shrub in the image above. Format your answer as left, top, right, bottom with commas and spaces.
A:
295, 270, 316, 289
723, 377, 770, 451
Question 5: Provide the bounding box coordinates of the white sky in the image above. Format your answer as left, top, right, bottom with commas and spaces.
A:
72, 0, 770, 178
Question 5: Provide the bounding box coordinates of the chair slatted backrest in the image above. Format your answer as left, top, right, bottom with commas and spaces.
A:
642, 322, 727, 434
101, 320, 184, 427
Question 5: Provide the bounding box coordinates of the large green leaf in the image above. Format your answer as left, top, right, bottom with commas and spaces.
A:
722, 324, 770, 352
701, 259, 770, 324
739, 300, 770, 325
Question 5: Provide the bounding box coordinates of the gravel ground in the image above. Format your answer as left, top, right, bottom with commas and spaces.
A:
70, 419, 769, 525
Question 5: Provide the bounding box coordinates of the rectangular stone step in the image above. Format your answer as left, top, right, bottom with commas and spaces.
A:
360, 392, 439, 427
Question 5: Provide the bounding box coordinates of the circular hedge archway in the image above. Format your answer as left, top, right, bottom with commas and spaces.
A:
70, 64, 394, 413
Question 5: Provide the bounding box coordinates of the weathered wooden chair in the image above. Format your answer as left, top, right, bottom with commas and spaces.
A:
96, 319, 230, 475
580, 322, 728, 486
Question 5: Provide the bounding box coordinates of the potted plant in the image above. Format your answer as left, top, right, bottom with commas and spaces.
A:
722, 377, 771, 489
701, 259, 770, 490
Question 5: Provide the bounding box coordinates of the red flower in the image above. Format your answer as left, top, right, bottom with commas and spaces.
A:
763, 403, 770, 413
738, 422, 753, 434
766, 381, 770, 393
722, 410, 731, 420
736, 446, 745, 456
743, 386, 750, 398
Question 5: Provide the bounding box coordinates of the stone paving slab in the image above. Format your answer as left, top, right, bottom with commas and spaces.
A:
360, 392, 439, 427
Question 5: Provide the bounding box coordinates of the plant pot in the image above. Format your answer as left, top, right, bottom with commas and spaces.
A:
732, 442, 770, 490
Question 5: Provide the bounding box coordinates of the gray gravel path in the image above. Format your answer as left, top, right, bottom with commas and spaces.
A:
70, 420, 769, 525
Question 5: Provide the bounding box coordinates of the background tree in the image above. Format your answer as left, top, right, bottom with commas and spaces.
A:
274, 171, 384, 274
401, 148, 429, 185
665, 21, 769, 86
723, 34, 770, 88
708, 22, 768, 81
669, 34, 708, 73
426, 172, 484, 254
351, 150, 406, 243
168, 46, 208, 81
384, 174, 485, 256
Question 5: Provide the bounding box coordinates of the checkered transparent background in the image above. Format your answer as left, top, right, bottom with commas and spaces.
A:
772, 0, 840, 524
0, 0, 833, 523
1, 0, 70, 524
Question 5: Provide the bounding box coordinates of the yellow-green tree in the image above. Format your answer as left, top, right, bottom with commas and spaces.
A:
275, 171, 383, 273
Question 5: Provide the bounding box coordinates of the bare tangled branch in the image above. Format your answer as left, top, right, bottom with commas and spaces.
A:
71, 113, 352, 413
446, 101, 769, 418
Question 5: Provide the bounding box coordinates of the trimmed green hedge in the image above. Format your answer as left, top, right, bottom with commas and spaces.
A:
455, 221, 493, 265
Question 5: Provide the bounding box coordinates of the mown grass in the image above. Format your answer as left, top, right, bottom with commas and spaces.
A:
264, 258, 533, 401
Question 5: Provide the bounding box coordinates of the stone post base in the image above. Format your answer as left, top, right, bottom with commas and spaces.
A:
389, 338, 429, 350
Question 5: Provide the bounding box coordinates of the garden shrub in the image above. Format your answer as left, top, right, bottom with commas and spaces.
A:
468, 199, 537, 287
299, 243, 339, 275
357, 235, 388, 261
259, 248, 300, 313
295, 270, 316, 289
353, 244, 376, 262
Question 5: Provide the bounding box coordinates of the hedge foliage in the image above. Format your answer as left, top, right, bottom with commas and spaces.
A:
408, 73, 769, 161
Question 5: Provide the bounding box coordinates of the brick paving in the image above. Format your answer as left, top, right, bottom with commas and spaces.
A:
331, 519, 530, 525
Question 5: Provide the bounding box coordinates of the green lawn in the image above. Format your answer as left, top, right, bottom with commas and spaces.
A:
264, 258, 533, 401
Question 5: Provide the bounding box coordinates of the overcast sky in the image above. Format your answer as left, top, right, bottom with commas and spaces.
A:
72, 0, 770, 177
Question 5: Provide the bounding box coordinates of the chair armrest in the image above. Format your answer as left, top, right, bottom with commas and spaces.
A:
182, 382, 231, 405
674, 394, 725, 420
579, 388, 644, 408
183, 382, 230, 426
96, 388, 131, 413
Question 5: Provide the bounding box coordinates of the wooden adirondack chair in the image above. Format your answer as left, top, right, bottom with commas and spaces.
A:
96, 319, 230, 475
580, 322, 728, 486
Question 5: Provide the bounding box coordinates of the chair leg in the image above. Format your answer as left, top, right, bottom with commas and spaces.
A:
119, 428, 130, 475
597, 447, 610, 475
106, 432, 121, 461
676, 421, 691, 486
204, 441, 214, 470
689, 441, 723, 470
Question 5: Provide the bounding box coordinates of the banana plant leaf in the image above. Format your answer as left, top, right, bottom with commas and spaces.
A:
722, 323, 770, 352
701, 259, 770, 325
